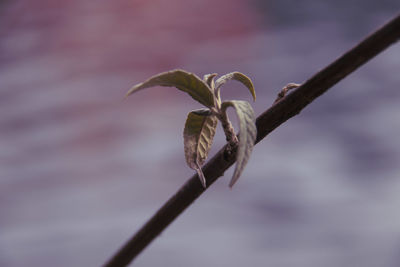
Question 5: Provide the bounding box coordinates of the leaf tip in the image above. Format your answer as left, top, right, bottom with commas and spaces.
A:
195, 167, 207, 188
228, 174, 239, 188
123, 91, 131, 100
124, 83, 142, 99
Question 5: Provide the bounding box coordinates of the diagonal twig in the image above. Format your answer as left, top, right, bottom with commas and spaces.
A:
104, 13, 400, 267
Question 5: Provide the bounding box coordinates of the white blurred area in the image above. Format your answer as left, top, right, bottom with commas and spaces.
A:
1, 0, 400, 266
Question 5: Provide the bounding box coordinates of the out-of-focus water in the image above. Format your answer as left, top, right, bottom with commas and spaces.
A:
1, 1, 399, 266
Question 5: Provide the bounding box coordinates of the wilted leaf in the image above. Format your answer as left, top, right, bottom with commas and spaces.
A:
221, 100, 257, 187
183, 109, 218, 187
126, 69, 215, 107
215, 72, 256, 101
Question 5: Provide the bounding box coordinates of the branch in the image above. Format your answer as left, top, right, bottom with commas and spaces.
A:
104, 14, 400, 267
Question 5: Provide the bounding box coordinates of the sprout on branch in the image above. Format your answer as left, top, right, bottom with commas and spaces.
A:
126, 69, 257, 188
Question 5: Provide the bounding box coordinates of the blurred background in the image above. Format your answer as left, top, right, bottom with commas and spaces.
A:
1, 0, 400, 266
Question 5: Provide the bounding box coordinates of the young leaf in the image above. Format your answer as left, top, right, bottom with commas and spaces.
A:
215, 72, 256, 101
183, 109, 218, 187
126, 69, 215, 107
203, 73, 218, 89
221, 100, 257, 187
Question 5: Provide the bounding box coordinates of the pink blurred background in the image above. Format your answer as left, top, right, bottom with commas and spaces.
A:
1, 0, 400, 266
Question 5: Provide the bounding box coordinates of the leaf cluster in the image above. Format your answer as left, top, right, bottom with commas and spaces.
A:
126, 69, 257, 188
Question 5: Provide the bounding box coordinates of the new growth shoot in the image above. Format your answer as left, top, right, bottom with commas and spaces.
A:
125, 69, 257, 188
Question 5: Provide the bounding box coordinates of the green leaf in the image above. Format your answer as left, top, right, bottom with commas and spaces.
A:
215, 72, 256, 101
183, 109, 218, 187
126, 69, 215, 107
221, 100, 257, 187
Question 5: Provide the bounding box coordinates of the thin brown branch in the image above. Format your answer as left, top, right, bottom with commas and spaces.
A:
104, 13, 400, 267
